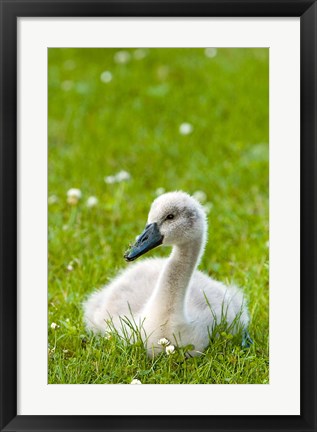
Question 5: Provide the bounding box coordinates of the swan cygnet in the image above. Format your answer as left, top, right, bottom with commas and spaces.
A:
84, 191, 252, 357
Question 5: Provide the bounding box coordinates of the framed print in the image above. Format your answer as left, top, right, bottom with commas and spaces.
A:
0, 1, 316, 431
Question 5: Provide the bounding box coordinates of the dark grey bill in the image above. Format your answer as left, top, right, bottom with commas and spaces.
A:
124, 223, 163, 262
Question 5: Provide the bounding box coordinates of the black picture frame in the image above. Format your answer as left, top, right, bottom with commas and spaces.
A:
1, 1, 316, 431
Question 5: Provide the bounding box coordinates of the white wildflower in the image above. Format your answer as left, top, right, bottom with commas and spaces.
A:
48, 195, 58, 205
193, 191, 207, 203
61, 80, 73, 91
203, 202, 213, 214
179, 122, 193, 135
67, 258, 80, 271
130, 379, 142, 384
114, 50, 131, 64
104, 171, 131, 184
67, 188, 81, 199
165, 345, 175, 355
62, 225, 69, 231
205, 47, 218, 58
86, 196, 98, 208
155, 187, 166, 196
133, 49, 147, 60
100, 71, 112, 83
158, 337, 170, 347
116, 170, 131, 182
51, 322, 59, 330
104, 175, 116, 184
67, 188, 82, 205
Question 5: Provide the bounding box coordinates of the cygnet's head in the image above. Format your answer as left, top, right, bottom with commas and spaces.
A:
124, 191, 207, 262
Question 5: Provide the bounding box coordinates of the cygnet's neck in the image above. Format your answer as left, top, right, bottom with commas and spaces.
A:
149, 233, 206, 320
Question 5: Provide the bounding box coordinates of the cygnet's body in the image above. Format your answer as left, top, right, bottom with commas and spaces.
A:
84, 191, 250, 357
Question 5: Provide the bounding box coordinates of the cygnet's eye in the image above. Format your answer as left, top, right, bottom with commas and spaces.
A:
165, 214, 174, 220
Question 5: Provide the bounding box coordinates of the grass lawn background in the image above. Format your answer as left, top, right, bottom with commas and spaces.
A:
48, 48, 269, 384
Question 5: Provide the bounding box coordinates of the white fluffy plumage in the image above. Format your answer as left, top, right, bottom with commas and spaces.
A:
83, 191, 250, 357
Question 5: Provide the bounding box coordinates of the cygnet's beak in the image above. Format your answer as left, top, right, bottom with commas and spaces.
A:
124, 223, 163, 262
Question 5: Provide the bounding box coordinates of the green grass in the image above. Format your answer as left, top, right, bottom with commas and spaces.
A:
48, 48, 269, 384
